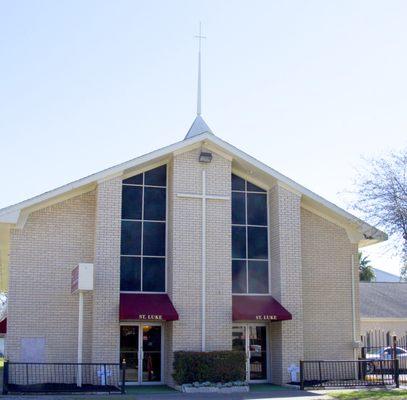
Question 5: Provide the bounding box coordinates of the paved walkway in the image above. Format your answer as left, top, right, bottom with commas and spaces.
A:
0, 389, 332, 400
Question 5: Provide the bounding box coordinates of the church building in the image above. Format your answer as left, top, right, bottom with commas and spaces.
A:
0, 38, 386, 385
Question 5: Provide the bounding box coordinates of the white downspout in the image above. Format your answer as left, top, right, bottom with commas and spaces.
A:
201, 169, 206, 352
351, 254, 358, 379
351, 254, 357, 346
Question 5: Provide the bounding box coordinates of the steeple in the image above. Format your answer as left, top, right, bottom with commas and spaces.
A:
184, 23, 213, 140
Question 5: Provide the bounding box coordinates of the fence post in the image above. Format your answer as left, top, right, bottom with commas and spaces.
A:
318, 361, 323, 388
299, 360, 304, 390
394, 358, 399, 388
121, 359, 126, 394
393, 335, 397, 360
2, 360, 9, 395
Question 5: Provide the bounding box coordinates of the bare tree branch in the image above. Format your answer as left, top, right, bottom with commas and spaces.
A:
352, 148, 407, 280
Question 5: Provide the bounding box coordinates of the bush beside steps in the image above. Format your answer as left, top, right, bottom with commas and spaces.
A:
173, 351, 248, 393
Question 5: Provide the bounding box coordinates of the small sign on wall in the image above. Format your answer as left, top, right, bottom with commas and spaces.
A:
21, 338, 45, 362
71, 263, 94, 294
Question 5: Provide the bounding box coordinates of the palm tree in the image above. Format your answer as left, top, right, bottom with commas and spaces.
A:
359, 252, 375, 282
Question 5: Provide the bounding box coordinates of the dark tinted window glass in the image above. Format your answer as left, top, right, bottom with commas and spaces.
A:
143, 258, 165, 292
121, 221, 141, 255
247, 226, 268, 259
247, 181, 266, 192
232, 226, 246, 259
123, 173, 143, 185
232, 260, 247, 293
144, 187, 166, 221
143, 222, 166, 256
247, 193, 267, 226
145, 165, 166, 186
248, 261, 268, 293
232, 192, 246, 225
232, 174, 245, 191
120, 257, 141, 291
122, 186, 142, 220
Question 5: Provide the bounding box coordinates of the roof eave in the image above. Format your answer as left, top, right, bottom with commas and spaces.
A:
0, 132, 386, 246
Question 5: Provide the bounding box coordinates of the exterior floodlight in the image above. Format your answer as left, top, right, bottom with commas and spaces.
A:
199, 151, 212, 163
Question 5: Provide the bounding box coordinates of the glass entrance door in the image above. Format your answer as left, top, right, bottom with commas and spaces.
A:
232, 325, 268, 382
120, 326, 139, 382
120, 324, 162, 384
142, 325, 161, 383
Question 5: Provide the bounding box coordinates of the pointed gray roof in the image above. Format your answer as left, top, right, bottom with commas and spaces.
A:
184, 115, 213, 140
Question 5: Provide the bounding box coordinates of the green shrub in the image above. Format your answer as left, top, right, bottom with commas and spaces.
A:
172, 351, 246, 384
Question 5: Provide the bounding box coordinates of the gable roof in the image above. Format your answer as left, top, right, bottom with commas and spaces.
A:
0, 131, 386, 246
360, 282, 407, 318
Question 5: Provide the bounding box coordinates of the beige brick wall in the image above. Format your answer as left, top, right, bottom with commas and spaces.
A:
91, 177, 122, 363
164, 160, 174, 384
269, 184, 304, 384
4, 149, 362, 386
166, 147, 232, 382
301, 207, 359, 361
6, 191, 96, 362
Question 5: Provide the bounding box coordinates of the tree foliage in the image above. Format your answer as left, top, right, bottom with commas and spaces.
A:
359, 252, 375, 282
353, 149, 407, 281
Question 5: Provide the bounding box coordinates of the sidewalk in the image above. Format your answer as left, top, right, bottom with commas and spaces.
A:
0, 388, 332, 400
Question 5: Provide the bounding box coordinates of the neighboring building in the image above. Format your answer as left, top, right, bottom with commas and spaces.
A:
372, 268, 400, 282
0, 50, 386, 384
360, 282, 407, 337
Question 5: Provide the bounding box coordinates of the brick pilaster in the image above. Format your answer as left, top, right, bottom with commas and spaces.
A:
269, 184, 304, 384
91, 176, 122, 362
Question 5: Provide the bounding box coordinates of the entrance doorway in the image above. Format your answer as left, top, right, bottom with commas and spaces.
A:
120, 324, 162, 384
232, 325, 268, 382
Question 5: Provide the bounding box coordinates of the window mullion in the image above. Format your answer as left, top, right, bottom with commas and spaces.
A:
140, 175, 145, 291
245, 189, 249, 294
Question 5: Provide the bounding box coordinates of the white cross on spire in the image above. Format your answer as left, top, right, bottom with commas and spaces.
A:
184, 23, 213, 140
195, 22, 206, 116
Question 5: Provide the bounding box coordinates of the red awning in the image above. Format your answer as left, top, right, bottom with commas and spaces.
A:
232, 295, 292, 321
120, 293, 179, 321
0, 318, 6, 334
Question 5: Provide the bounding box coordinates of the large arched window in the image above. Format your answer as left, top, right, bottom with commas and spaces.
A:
120, 165, 167, 292
231, 174, 269, 294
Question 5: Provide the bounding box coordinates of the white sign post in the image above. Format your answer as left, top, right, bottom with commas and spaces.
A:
71, 263, 94, 387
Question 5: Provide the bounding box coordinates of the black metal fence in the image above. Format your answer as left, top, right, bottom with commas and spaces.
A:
300, 359, 399, 390
3, 361, 126, 394
360, 332, 407, 386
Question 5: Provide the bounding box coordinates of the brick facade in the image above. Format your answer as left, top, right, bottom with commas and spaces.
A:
4, 144, 363, 385
91, 177, 122, 363
301, 208, 359, 361
6, 191, 96, 362
269, 184, 304, 384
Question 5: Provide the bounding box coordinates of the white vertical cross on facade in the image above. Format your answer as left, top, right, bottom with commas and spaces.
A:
177, 169, 229, 351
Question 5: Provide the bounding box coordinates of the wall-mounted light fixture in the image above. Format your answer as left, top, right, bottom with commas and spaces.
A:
199, 151, 213, 163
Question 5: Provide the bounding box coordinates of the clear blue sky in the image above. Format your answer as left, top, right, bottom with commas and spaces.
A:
1, 1, 406, 275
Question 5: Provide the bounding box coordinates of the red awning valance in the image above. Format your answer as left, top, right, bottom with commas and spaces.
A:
232, 295, 292, 321
120, 293, 179, 322
0, 318, 7, 334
